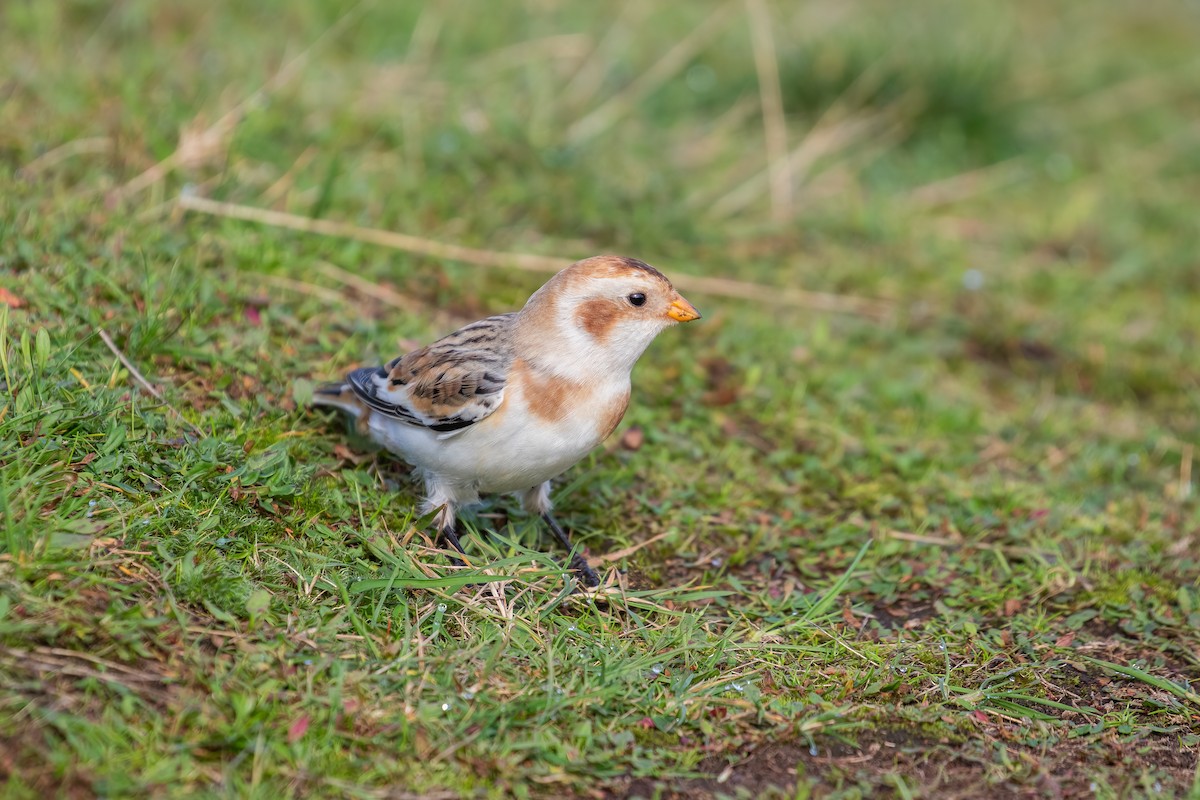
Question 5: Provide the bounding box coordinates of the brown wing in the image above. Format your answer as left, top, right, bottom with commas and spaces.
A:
346, 313, 515, 433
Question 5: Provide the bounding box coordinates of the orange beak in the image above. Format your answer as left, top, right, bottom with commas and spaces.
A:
666, 294, 702, 323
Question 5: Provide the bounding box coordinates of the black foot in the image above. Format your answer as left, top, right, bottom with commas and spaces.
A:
440, 523, 467, 568
542, 513, 601, 588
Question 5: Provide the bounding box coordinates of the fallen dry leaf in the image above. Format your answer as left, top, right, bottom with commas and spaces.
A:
0, 288, 24, 308
333, 444, 371, 465
287, 714, 309, 744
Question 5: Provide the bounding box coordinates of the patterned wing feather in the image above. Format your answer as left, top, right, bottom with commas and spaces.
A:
345, 313, 516, 433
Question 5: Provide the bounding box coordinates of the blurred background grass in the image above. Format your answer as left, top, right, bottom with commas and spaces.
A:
5, 0, 1199, 412
2, 1, 1199, 797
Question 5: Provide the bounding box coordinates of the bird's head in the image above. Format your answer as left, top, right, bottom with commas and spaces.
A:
517, 255, 701, 376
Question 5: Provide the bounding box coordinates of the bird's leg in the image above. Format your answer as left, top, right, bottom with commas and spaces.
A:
520, 483, 600, 588
432, 502, 466, 568
439, 521, 467, 568
541, 512, 601, 588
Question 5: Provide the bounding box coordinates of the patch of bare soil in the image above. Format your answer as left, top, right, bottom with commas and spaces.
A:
607, 727, 1199, 799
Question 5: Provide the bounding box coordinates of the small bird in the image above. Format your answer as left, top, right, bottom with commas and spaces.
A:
312, 255, 701, 587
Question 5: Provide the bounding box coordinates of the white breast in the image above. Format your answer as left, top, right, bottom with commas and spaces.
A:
367, 376, 629, 500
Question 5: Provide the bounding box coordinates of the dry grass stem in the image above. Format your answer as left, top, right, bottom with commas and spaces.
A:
908, 157, 1028, 209
18, 137, 113, 177
706, 107, 896, 220
178, 194, 893, 317
311, 260, 427, 316
694, 54, 912, 218
260, 146, 319, 207
97, 328, 204, 437
107, 1, 370, 204
469, 33, 591, 77
884, 530, 961, 547
1067, 56, 1200, 124
178, 193, 563, 271
676, 96, 760, 169
1181, 443, 1194, 501
743, 0, 791, 220
589, 532, 673, 567
567, 2, 739, 144
406, 9, 442, 66
562, 2, 652, 109
256, 273, 347, 305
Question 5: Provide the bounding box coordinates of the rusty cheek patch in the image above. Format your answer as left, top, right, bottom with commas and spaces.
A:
598, 390, 630, 439
576, 299, 621, 343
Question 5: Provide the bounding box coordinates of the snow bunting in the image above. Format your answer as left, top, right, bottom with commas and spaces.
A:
313, 255, 701, 586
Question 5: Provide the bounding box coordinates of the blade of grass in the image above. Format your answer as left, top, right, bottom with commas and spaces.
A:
1079, 655, 1200, 707
801, 539, 871, 623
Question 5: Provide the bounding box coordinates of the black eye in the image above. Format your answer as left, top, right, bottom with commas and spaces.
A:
628, 293, 647, 307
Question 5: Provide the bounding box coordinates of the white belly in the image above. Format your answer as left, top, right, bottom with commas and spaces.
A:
367, 377, 628, 499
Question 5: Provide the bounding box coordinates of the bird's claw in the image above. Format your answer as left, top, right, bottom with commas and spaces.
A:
568, 553, 601, 588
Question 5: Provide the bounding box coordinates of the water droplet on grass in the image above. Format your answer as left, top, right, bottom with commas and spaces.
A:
651, 664, 663, 675
441, 702, 451, 712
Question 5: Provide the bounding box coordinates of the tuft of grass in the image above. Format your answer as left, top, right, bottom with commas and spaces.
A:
2, 0, 1199, 797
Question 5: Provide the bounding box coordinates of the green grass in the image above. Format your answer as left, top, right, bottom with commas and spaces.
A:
2, 1, 1199, 797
